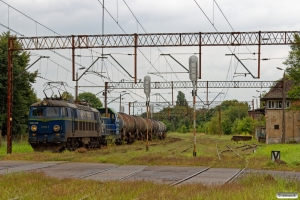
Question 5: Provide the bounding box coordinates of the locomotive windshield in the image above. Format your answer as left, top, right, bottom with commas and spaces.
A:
31, 107, 61, 117
32, 107, 44, 117
46, 107, 60, 117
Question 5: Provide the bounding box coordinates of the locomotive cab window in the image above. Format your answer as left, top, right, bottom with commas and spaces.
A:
46, 107, 60, 117
61, 107, 69, 117
65, 108, 69, 117
32, 107, 44, 117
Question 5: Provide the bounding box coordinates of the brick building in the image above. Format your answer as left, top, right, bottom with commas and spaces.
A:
261, 79, 300, 144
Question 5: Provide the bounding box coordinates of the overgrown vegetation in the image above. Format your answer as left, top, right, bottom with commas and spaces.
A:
1, 133, 300, 171
284, 34, 300, 100
0, 171, 299, 200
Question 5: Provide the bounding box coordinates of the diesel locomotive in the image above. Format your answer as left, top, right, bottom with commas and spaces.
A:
28, 98, 167, 152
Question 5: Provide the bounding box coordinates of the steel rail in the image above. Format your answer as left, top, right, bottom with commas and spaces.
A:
223, 145, 249, 184
78, 166, 118, 179
169, 167, 211, 187
117, 166, 149, 181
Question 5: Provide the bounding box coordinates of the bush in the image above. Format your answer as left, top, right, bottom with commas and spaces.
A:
179, 125, 187, 133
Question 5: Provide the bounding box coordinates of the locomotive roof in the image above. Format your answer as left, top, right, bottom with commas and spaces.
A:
97, 107, 117, 114
30, 99, 99, 112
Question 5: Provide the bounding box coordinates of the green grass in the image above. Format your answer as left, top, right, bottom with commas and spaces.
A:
1, 132, 300, 171
0, 172, 299, 200
1, 133, 300, 199
0, 140, 33, 155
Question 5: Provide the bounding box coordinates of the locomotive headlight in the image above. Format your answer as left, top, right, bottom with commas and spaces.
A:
53, 125, 60, 132
31, 125, 37, 132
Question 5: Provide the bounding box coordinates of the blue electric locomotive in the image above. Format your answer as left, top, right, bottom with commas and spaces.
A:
28, 98, 118, 151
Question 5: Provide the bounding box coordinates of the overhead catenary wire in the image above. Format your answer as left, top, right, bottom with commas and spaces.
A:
194, 0, 257, 101
193, 0, 237, 101
214, 0, 255, 60
122, 0, 181, 80
0, 1, 134, 102
0, 0, 120, 85
0, 0, 60, 35
121, 0, 189, 94
96, 0, 171, 83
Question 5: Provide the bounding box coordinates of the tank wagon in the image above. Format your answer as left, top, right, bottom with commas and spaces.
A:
97, 108, 167, 143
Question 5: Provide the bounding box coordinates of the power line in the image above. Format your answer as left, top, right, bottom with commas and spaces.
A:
214, 0, 255, 60
194, 0, 260, 101
0, 22, 24, 36
121, 0, 188, 94
0, 0, 60, 36
0, 0, 137, 98
213, 0, 234, 31
0, 0, 124, 84
193, 0, 237, 101
96, 0, 170, 83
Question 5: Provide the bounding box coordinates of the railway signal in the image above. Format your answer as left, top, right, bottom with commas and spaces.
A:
144, 75, 151, 151
189, 55, 198, 157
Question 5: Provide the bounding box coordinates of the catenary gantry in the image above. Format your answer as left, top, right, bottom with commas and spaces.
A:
6, 31, 296, 153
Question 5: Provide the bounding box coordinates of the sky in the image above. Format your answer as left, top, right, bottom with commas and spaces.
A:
1, 0, 299, 114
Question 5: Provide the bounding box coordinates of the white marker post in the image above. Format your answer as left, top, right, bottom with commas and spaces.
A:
189, 55, 198, 157
144, 75, 151, 151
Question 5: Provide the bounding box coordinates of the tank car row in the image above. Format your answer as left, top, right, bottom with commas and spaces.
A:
27, 98, 167, 152
100, 108, 167, 144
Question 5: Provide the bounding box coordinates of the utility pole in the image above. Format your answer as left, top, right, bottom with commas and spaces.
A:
282, 71, 286, 143
219, 106, 222, 136
277, 67, 286, 143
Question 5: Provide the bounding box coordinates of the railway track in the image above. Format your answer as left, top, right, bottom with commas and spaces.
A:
215, 141, 249, 184
169, 167, 211, 186
79, 166, 149, 200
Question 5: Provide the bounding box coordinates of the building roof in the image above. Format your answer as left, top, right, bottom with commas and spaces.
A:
261, 79, 293, 101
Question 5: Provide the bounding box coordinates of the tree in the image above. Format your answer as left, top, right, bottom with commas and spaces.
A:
284, 34, 300, 99
176, 91, 187, 106
61, 91, 74, 102
204, 101, 249, 135
231, 116, 255, 135
78, 92, 102, 108
0, 32, 38, 135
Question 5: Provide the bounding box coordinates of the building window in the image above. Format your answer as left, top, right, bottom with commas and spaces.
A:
267, 100, 290, 109
268, 101, 275, 109
286, 101, 290, 108
274, 125, 279, 130
276, 101, 282, 108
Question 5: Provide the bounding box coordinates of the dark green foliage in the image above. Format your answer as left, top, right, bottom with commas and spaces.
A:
0, 32, 38, 135
78, 92, 103, 108
231, 116, 255, 135
284, 34, 300, 99
205, 101, 250, 135
61, 91, 74, 102
179, 125, 187, 133
176, 91, 188, 106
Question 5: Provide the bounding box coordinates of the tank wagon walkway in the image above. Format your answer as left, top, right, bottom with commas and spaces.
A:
1, 160, 300, 186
